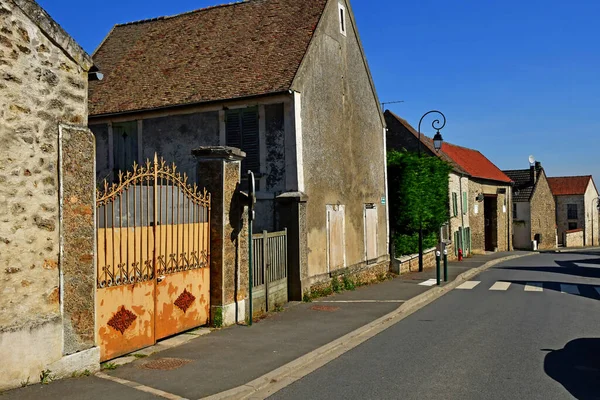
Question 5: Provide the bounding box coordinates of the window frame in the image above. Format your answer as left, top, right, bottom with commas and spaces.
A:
338, 3, 347, 36
567, 204, 578, 220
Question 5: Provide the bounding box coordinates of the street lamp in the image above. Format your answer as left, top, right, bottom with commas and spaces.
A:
592, 197, 600, 247
417, 110, 446, 272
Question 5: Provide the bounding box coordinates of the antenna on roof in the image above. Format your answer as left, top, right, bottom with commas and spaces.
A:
381, 100, 404, 110
528, 155, 535, 166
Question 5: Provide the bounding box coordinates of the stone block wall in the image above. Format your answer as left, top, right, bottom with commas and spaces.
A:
555, 195, 585, 246
529, 172, 557, 250
448, 172, 470, 256
391, 248, 437, 275
0, 0, 96, 390
565, 229, 584, 248
468, 180, 512, 253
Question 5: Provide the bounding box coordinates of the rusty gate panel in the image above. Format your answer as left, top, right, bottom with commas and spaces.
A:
96, 155, 211, 362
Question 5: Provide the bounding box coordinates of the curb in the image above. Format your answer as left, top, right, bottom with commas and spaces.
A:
201, 252, 535, 400
538, 246, 600, 254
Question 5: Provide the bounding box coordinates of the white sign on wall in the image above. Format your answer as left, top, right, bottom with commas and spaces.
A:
474, 204, 479, 214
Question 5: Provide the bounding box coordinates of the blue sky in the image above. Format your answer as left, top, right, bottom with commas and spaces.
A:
39, 0, 600, 182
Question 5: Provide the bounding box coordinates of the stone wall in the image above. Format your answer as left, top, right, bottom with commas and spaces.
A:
565, 229, 584, 248
468, 180, 512, 253
0, 0, 96, 390
529, 171, 556, 250
291, 0, 389, 284
391, 248, 437, 275
555, 194, 584, 246
448, 172, 470, 257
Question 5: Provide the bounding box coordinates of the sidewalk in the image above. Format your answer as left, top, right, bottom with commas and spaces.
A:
1, 251, 531, 400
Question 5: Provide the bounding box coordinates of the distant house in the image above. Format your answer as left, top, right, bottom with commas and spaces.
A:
503, 162, 557, 250
88, 0, 389, 301
547, 176, 599, 246
385, 111, 513, 256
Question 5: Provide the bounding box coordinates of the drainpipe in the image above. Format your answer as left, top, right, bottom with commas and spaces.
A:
459, 174, 466, 253
507, 183, 512, 251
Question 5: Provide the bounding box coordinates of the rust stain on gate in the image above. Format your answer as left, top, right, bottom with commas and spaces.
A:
96, 154, 210, 361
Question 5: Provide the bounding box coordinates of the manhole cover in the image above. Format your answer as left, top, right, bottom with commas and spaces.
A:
310, 305, 339, 312
139, 358, 192, 371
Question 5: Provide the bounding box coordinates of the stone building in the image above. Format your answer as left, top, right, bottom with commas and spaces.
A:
547, 175, 599, 246
89, 0, 389, 312
385, 111, 472, 260
503, 162, 557, 250
442, 143, 513, 254
0, 0, 97, 390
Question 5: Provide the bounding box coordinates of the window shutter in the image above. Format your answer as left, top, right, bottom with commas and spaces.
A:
454, 231, 458, 256
462, 192, 468, 215
225, 110, 242, 149
452, 193, 458, 217
241, 108, 260, 173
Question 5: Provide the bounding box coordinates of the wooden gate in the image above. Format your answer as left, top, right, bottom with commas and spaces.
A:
96, 155, 210, 361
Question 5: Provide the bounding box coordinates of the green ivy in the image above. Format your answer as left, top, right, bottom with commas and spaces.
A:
387, 150, 451, 256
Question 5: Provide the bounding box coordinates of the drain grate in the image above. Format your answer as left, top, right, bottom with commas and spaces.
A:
310, 305, 339, 312
139, 357, 193, 371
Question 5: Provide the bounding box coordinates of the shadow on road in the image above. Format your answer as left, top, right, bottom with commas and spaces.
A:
543, 338, 600, 400
498, 260, 600, 279
504, 280, 600, 301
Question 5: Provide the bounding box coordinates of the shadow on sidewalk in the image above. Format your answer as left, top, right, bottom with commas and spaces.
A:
543, 338, 600, 400
498, 261, 600, 279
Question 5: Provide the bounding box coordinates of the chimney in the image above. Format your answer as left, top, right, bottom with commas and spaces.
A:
535, 161, 541, 171
530, 165, 537, 184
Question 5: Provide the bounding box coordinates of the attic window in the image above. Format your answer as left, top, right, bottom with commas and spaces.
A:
338, 3, 347, 36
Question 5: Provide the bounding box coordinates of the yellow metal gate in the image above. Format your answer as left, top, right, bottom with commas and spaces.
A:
96, 155, 210, 361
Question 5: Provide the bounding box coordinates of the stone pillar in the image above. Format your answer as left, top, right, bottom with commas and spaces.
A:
193, 146, 248, 326
276, 192, 308, 301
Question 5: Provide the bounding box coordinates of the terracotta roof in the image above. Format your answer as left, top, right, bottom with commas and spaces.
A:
441, 142, 512, 183
384, 111, 470, 176
89, 0, 328, 116
547, 176, 593, 196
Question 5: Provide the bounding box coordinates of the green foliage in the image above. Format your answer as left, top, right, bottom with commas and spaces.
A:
213, 307, 223, 328
331, 277, 342, 293
342, 274, 355, 291
101, 362, 117, 371
387, 150, 451, 256
39, 369, 53, 384
302, 291, 312, 302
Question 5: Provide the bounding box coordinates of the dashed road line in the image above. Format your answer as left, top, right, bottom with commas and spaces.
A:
560, 284, 580, 295
489, 281, 511, 291
456, 281, 480, 290
419, 279, 438, 287
96, 372, 187, 400
524, 282, 543, 292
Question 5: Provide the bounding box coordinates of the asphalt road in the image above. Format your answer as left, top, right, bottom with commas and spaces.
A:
271, 251, 600, 400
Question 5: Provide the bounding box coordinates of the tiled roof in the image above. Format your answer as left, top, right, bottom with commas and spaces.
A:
89, 0, 328, 116
441, 142, 512, 183
547, 176, 593, 196
503, 167, 547, 202
384, 111, 469, 176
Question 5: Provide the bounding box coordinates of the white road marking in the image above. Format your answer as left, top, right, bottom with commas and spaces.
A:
96, 373, 187, 400
312, 300, 405, 303
560, 284, 580, 295
489, 281, 511, 291
419, 279, 438, 286
524, 282, 543, 292
456, 281, 480, 290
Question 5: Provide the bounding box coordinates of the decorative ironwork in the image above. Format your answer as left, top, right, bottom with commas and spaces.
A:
107, 306, 137, 334
96, 154, 211, 288
174, 289, 196, 313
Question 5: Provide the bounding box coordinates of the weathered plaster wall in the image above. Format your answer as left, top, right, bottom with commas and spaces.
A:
512, 202, 531, 250
565, 229, 584, 247
0, 0, 96, 389
291, 0, 388, 280
468, 180, 512, 253
448, 173, 470, 256
584, 180, 599, 246
529, 172, 556, 250
555, 194, 584, 246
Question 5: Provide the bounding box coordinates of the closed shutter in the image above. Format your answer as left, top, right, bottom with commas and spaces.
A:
225, 108, 260, 174
454, 231, 458, 256
462, 192, 468, 215
452, 193, 458, 217
113, 121, 138, 174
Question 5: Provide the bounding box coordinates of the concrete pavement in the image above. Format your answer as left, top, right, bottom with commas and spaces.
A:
271, 251, 600, 400
0, 251, 531, 400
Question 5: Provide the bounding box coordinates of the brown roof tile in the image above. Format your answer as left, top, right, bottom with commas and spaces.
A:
547, 176, 593, 196
89, 0, 328, 116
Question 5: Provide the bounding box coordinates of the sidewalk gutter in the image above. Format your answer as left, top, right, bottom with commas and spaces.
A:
202, 252, 535, 400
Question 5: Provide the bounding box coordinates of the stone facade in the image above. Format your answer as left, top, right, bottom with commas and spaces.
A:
468, 180, 512, 254
447, 172, 470, 259
555, 195, 586, 246
0, 0, 96, 390
291, 0, 389, 289
528, 171, 557, 250
564, 229, 584, 248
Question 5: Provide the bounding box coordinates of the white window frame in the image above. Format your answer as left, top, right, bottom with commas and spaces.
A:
338, 3, 347, 36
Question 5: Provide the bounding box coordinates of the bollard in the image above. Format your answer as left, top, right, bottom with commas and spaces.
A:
436, 251, 441, 286
443, 249, 448, 282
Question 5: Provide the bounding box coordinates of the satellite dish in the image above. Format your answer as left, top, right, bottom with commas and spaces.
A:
528, 155, 535, 165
